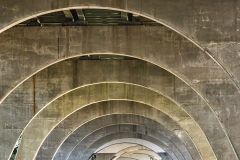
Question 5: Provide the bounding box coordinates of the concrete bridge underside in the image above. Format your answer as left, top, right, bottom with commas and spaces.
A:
1, 1, 240, 160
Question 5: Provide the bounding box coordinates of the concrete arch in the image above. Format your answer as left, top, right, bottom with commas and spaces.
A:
0, 25, 238, 160
43, 110, 192, 160
78, 132, 177, 160
50, 113, 191, 160
105, 145, 162, 160
117, 149, 162, 160
0, 25, 217, 104
1, 2, 240, 159
0, 0, 238, 94
96, 142, 172, 160
119, 152, 161, 160
117, 158, 137, 160
97, 143, 161, 154
15, 83, 215, 160
118, 158, 137, 160
2, 60, 233, 159
66, 125, 177, 160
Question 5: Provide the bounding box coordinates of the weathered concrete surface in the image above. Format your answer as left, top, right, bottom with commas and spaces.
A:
95, 153, 115, 160
95, 145, 172, 160
0, 60, 233, 159
67, 125, 178, 160
110, 152, 171, 160
111, 146, 162, 160
78, 132, 178, 160
70, 125, 178, 160
23, 60, 215, 160
43, 111, 193, 160
15, 83, 215, 160
118, 149, 162, 160
0, 26, 239, 159
1, 1, 240, 159
1, 1, 240, 98
52, 107, 197, 160
158, 153, 173, 160
0, 0, 239, 44
96, 143, 142, 153
0, 25, 210, 103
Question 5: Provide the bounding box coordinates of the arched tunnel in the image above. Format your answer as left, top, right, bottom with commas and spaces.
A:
1, 1, 240, 160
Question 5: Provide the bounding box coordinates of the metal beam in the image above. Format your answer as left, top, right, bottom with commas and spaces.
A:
63, 10, 73, 21
76, 9, 86, 21
70, 9, 80, 22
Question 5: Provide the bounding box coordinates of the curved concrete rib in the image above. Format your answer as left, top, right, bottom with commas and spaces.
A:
119, 150, 162, 160
46, 111, 192, 160
68, 124, 178, 160
97, 141, 172, 160
49, 103, 196, 160
0, 0, 239, 96
97, 142, 173, 160
2, 60, 232, 160
45, 111, 190, 160
111, 146, 162, 160
79, 132, 176, 160
117, 158, 137, 160
15, 83, 215, 160
0, 26, 237, 160
119, 153, 160, 160
97, 143, 162, 154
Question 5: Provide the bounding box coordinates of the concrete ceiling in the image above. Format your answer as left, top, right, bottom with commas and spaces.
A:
1, 1, 240, 160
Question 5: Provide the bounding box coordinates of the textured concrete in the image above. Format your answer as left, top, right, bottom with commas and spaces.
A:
0, 26, 238, 159
119, 149, 162, 160
78, 132, 177, 160
95, 153, 115, 160
1, 1, 240, 160
1, 60, 232, 159
0, 0, 239, 45
68, 124, 178, 160
15, 83, 215, 160
43, 110, 193, 160
1, 1, 240, 97
97, 144, 141, 153
95, 145, 172, 160
112, 146, 162, 160
117, 158, 136, 160
0, 25, 217, 104
158, 153, 173, 160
